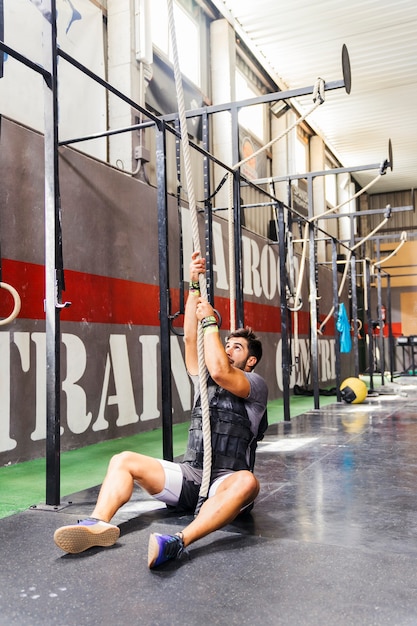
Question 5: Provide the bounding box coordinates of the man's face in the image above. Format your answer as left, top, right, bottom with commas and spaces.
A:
225, 337, 254, 371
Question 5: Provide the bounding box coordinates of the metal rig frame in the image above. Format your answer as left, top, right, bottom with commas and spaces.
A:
1, 3, 389, 507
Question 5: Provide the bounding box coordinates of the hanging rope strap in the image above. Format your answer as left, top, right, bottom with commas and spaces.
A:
282, 167, 386, 335
373, 230, 407, 268
167, 0, 211, 512
313, 172, 383, 222
233, 78, 325, 172
0, 281, 21, 326
233, 79, 327, 316
318, 211, 392, 334
226, 78, 327, 328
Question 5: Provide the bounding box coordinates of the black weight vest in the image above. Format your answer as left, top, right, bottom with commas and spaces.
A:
183, 377, 266, 472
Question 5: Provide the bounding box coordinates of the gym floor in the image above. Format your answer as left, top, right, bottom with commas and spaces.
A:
2, 379, 417, 625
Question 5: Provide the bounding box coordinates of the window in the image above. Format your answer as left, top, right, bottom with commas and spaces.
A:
235, 69, 265, 142
151, 0, 200, 87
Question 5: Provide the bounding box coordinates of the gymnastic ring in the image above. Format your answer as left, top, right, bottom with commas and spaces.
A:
169, 307, 222, 337
287, 297, 303, 313
0, 282, 21, 326
212, 307, 222, 328
351, 318, 362, 332
169, 310, 184, 336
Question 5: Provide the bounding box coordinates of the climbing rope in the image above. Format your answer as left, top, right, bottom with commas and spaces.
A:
293, 170, 384, 316
280, 167, 388, 337
233, 78, 325, 172
227, 77, 327, 336
373, 230, 407, 268
318, 211, 391, 334
167, 0, 211, 511
312, 172, 383, 222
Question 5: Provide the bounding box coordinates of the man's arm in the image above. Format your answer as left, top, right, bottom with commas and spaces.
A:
184, 251, 204, 375
194, 298, 251, 399
184, 252, 251, 398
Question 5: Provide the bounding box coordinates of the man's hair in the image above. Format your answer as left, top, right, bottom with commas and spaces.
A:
227, 326, 263, 368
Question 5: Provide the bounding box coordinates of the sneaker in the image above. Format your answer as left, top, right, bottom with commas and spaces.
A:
53, 518, 120, 554
148, 532, 187, 569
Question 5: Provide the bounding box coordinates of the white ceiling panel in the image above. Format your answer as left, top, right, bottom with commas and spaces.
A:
212, 0, 417, 193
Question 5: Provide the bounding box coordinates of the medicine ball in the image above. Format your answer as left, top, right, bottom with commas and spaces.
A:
340, 377, 368, 404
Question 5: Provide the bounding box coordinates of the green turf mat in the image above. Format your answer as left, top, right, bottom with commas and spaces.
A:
0, 394, 337, 519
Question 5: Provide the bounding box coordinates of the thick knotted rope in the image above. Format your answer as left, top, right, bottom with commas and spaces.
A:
167, 0, 211, 509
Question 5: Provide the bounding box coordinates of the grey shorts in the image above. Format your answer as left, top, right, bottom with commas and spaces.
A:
152, 459, 233, 513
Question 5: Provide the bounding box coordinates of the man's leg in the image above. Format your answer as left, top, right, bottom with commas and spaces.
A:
148, 470, 259, 568
180, 470, 259, 547
54, 452, 168, 553
91, 451, 166, 521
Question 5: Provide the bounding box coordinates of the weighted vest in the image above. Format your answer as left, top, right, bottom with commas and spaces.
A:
183, 377, 257, 472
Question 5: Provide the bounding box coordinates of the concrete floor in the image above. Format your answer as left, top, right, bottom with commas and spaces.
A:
2, 378, 417, 625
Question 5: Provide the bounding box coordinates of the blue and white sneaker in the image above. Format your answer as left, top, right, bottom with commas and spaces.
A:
54, 518, 120, 554
147, 532, 187, 568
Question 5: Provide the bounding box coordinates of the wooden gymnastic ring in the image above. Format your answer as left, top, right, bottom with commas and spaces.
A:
0, 282, 21, 326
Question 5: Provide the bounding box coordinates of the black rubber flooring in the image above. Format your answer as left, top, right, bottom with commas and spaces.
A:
2, 378, 417, 625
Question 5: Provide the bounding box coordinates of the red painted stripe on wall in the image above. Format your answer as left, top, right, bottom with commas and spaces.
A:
0, 259, 161, 325
1, 259, 302, 333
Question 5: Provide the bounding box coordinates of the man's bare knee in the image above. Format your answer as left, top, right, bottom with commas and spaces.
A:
107, 451, 145, 475
239, 471, 260, 499
219, 470, 260, 501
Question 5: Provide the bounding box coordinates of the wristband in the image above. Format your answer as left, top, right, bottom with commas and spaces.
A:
189, 280, 200, 296
203, 324, 219, 335
201, 315, 217, 329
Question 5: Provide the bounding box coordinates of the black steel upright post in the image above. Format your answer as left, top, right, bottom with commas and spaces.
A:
202, 111, 214, 306
174, 117, 185, 315
277, 202, 291, 421
307, 178, 320, 408
332, 239, 342, 401
365, 259, 374, 390
156, 122, 173, 461
43, 0, 62, 506
233, 170, 244, 328
230, 104, 244, 328
386, 274, 394, 382
350, 254, 359, 378
376, 266, 385, 385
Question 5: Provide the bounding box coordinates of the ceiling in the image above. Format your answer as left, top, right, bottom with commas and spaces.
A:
211, 0, 417, 195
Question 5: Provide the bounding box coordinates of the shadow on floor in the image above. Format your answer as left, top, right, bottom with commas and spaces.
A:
2, 378, 417, 625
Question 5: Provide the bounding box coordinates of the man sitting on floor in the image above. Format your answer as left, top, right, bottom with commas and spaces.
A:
53, 252, 268, 568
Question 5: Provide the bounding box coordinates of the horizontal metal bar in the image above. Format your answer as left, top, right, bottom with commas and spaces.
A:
254, 162, 384, 185
161, 79, 346, 121
57, 48, 159, 125
0, 39, 51, 84
292, 236, 333, 243
59, 121, 155, 146
317, 205, 413, 219
382, 272, 417, 277
214, 201, 278, 211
